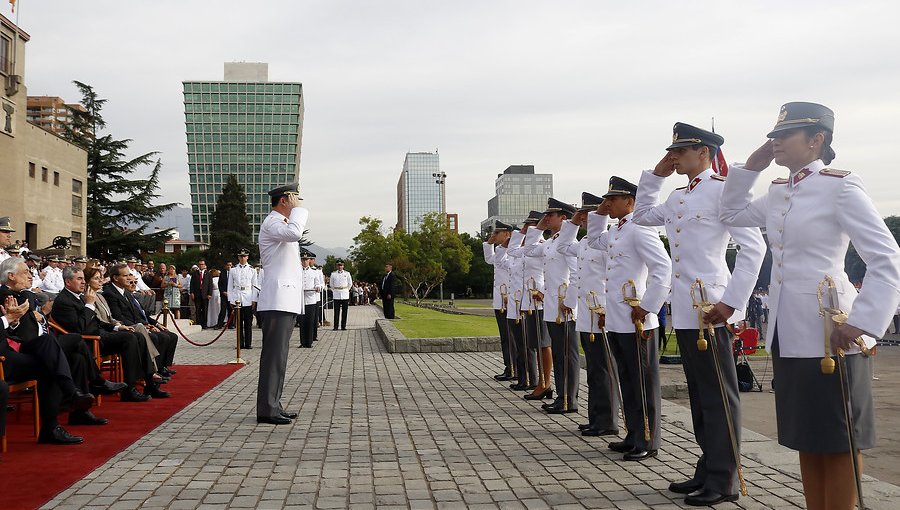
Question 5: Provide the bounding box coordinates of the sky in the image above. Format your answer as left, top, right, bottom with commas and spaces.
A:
14, 0, 900, 248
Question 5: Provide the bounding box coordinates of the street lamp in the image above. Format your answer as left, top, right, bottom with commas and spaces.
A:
432, 171, 447, 302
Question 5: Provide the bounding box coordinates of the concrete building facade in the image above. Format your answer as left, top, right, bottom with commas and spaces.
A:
480, 165, 552, 234
1, 14, 88, 255
396, 151, 443, 233
183, 62, 304, 243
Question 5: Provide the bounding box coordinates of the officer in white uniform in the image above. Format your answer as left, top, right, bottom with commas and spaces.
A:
329, 260, 353, 331
484, 222, 516, 382
634, 123, 766, 505
228, 248, 258, 349
299, 252, 321, 348
0, 216, 14, 263
588, 176, 671, 461
41, 257, 64, 295
313, 261, 325, 335
557, 192, 619, 437
510, 212, 550, 400
525, 198, 579, 415
256, 183, 309, 425
720, 102, 900, 509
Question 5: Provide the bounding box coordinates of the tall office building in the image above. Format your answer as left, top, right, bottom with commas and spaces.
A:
396, 151, 444, 233
183, 62, 304, 243
480, 165, 553, 234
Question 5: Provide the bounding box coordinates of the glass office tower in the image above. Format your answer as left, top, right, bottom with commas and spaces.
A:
396, 151, 443, 233
183, 63, 304, 243
480, 165, 553, 234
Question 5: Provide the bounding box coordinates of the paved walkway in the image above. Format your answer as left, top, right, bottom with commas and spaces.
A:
44, 306, 900, 509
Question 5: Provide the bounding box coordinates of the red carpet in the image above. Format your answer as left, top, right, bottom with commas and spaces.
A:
0, 364, 241, 510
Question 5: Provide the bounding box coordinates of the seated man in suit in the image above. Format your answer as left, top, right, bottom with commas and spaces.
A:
103, 263, 177, 386
0, 257, 94, 443
52, 266, 160, 402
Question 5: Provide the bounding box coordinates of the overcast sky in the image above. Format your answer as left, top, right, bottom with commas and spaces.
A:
16, 0, 900, 248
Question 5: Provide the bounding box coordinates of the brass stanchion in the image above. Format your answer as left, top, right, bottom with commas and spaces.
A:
229, 300, 247, 365
162, 299, 169, 328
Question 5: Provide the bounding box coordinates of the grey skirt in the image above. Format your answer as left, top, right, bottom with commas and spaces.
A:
772, 330, 875, 453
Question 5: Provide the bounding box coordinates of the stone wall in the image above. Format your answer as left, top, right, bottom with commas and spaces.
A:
375, 319, 501, 353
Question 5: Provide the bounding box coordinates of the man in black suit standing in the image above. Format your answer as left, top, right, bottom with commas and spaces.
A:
217, 261, 232, 328
379, 263, 397, 319
52, 266, 154, 403
190, 259, 208, 328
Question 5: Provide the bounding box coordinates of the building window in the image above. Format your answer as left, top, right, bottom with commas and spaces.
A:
53, 171, 60, 186
28, 162, 35, 177
0, 35, 10, 75
164, 243, 175, 253
41, 167, 48, 182
70, 231, 82, 248
72, 179, 82, 194
72, 194, 82, 216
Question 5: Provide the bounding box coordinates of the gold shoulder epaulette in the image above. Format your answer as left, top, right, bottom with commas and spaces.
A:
820, 168, 851, 178
771, 178, 789, 185
710, 174, 727, 181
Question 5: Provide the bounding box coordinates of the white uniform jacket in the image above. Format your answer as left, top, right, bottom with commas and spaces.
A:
227, 263, 259, 306
499, 232, 524, 321
524, 228, 578, 323
256, 207, 309, 314
587, 212, 671, 334
508, 228, 545, 313
302, 266, 320, 307
720, 159, 900, 357
330, 270, 353, 300
41, 267, 64, 293
634, 169, 766, 329
483, 242, 511, 310
557, 220, 608, 333
129, 267, 151, 291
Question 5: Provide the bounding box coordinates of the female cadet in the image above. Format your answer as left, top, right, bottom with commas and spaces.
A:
720, 102, 900, 510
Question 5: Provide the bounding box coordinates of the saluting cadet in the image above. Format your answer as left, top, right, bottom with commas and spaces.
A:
503, 224, 538, 391
511, 211, 552, 400
0, 216, 15, 263
484, 222, 515, 382
720, 102, 900, 510
588, 176, 671, 461
633, 124, 765, 506
525, 198, 579, 414
557, 193, 619, 437
330, 260, 353, 330
228, 249, 259, 349
256, 183, 308, 425
299, 252, 321, 348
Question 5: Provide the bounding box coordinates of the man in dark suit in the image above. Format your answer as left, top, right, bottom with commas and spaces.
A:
379, 263, 397, 319
0, 257, 93, 443
217, 261, 232, 328
52, 266, 156, 402
190, 259, 208, 328
103, 263, 177, 388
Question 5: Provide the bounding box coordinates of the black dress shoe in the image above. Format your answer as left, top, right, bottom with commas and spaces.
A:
684, 489, 738, 506
90, 380, 128, 395
541, 398, 562, 410
608, 441, 633, 453
582, 427, 619, 437
62, 390, 95, 412
69, 410, 109, 426
38, 425, 83, 445
280, 411, 299, 419
509, 383, 528, 391
121, 386, 151, 402
160, 367, 177, 376
146, 386, 171, 399
524, 388, 553, 401
493, 371, 513, 381
623, 448, 658, 461
578, 423, 592, 431
257, 415, 291, 425
546, 406, 578, 414
669, 479, 704, 494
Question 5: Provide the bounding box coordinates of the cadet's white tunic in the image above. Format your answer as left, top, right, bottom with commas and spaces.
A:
256, 207, 309, 314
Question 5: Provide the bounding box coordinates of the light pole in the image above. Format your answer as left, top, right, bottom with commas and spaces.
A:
433, 171, 447, 302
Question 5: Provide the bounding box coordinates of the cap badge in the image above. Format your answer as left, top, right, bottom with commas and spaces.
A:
778, 106, 787, 123
672, 132, 678, 143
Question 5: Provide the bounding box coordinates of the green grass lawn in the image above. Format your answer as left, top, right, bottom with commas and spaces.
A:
392, 303, 500, 338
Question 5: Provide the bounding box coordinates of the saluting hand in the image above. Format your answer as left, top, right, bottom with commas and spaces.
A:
744, 139, 775, 172
653, 152, 676, 177
571, 210, 588, 226
831, 323, 869, 352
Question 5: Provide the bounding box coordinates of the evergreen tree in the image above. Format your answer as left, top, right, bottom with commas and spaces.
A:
207, 174, 254, 268
63, 81, 176, 259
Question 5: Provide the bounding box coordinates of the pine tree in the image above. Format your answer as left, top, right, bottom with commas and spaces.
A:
207, 174, 254, 267
62, 81, 177, 259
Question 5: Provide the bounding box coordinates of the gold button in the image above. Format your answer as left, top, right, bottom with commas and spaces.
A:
674, 243, 680, 247
677, 214, 683, 219
778, 278, 782, 284
679, 200, 684, 204
676, 228, 681, 233
675, 256, 680, 262
675, 273, 680, 278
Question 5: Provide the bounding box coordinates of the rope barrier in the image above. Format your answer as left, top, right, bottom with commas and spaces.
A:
161, 306, 236, 347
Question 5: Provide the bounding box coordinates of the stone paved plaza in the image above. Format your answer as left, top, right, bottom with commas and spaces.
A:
44, 306, 900, 509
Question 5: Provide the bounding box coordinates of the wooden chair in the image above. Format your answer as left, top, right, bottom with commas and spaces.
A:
0, 355, 41, 453
48, 319, 122, 406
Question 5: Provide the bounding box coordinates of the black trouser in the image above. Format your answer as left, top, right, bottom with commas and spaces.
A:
675, 327, 741, 495
333, 299, 349, 329
194, 297, 208, 328
57, 333, 101, 392
217, 294, 231, 327
100, 330, 144, 385
608, 329, 660, 452
3, 335, 74, 430
511, 316, 537, 386
495, 310, 511, 372
149, 329, 177, 368
581, 331, 620, 432
547, 319, 579, 410
236, 305, 254, 348
382, 297, 395, 319
300, 304, 317, 347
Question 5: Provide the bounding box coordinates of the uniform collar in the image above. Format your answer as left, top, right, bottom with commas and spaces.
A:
617, 212, 634, 230
789, 159, 825, 188
686, 168, 714, 193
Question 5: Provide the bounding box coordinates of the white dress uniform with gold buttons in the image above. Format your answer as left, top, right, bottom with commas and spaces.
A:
483, 241, 511, 311
556, 220, 607, 333
587, 212, 671, 333
720, 159, 900, 357
634, 169, 766, 328
41, 266, 64, 293
523, 230, 577, 323
329, 270, 353, 300
257, 207, 309, 313
508, 228, 545, 314
227, 263, 259, 306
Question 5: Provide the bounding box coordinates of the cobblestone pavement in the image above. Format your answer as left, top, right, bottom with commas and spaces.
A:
44, 306, 900, 509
